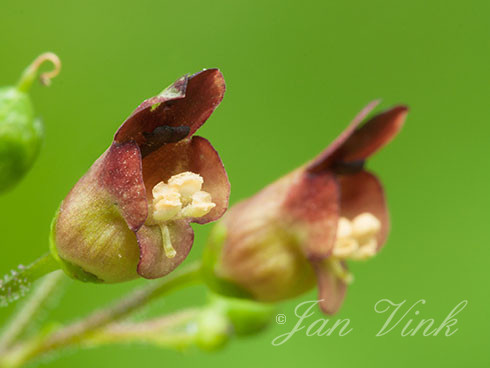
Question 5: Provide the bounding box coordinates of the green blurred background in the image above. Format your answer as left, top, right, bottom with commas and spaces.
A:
1, 0, 489, 366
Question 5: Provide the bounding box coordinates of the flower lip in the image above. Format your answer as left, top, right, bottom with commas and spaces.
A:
105, 69, 228, 235
113, 68, 226, 154
140, 125, 190, 158
307, 100, 408, 174
330, 159, 365, 174
307, 100, 381, 173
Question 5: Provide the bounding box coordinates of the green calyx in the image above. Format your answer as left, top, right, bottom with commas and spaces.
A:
49, 211, 103, 283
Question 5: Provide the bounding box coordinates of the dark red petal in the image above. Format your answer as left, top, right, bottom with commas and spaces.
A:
313, 260, 348, 315
338, 170, 390, 249
98, 142, 147, 231
136, 220, 194, 279
142, 136, 230, 224
281, 170, 340, 260
114, 69, 225, 150
336, 105, 408, 162
308, 100, 380, 173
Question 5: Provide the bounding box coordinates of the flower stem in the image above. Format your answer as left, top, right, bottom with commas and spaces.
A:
0, 270, 65, 352
0, 253, 60, 308
85, 309, 201, 351
0, 261, 202, 367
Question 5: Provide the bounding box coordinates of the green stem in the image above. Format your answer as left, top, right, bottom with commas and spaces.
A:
0, 271, 65, 352
0, 262, 202, 367
0, 253, 60, 308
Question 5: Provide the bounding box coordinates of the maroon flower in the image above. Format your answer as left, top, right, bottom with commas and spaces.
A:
205, 100, 407, 314
52, 69, 230, 283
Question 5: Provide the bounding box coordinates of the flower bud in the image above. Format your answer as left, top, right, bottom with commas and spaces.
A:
195, 307, 230, 351
51, 69, 230, 283
196, 294, 274, 350
0, 53, 60, 193
204, 101, 408, 314
210, 294, 274, 336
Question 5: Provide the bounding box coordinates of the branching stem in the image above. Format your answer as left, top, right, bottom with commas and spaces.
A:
0, 262, 202, 367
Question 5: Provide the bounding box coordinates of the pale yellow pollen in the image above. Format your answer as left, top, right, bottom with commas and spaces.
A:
180, 191, 216, 218
350, 239, 377, 260
152, 184, 182, 222
150, 171, 216, 259
332, 212, 381, 261
167, 172, 203, 202
332, 238, 359, 258
337, 218, 353, 238
352, 213, 381, 243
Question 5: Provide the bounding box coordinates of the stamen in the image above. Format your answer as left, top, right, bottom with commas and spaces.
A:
332, 213, 381, 261
337, 218, 353, 238
160, 224, 176, 258
352, 213, 381, 243
168, 172, 203, 202
327, 258, 354, 284
149, 172, 217, 259
150, 172, 216, 224
152, 183, 181, 222
332, 238, 359, 258
350, 239, 377, 260
180, 191, 216, 218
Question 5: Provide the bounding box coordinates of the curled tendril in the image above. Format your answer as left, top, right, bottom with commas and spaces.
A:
35, 52, 61, 86
17, 52, 62, 92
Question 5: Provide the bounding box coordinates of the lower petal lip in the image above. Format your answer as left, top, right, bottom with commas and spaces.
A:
136, 220, 195, 279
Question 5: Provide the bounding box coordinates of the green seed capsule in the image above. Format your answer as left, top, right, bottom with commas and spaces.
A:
0, 53, 60, 193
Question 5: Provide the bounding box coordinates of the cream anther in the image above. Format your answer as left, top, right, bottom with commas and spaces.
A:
152, 183, 182, 222
150, 171, 216, 259
168, 172, 203, 202
352, 213, 381, 243
332, 213, 381, 261
180, 190, 216, 218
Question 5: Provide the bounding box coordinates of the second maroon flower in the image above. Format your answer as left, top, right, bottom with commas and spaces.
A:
204, 101, 407, 314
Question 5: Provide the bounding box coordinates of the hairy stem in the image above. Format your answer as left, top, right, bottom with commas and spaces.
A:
85, 309, 201, 350
0, 271, 65, 352
0, 253, 60, 308
0, 262, 201, 367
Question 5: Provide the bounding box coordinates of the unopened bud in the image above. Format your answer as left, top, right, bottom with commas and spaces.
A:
195, 307, 230, 351
211, 295, 274, 336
